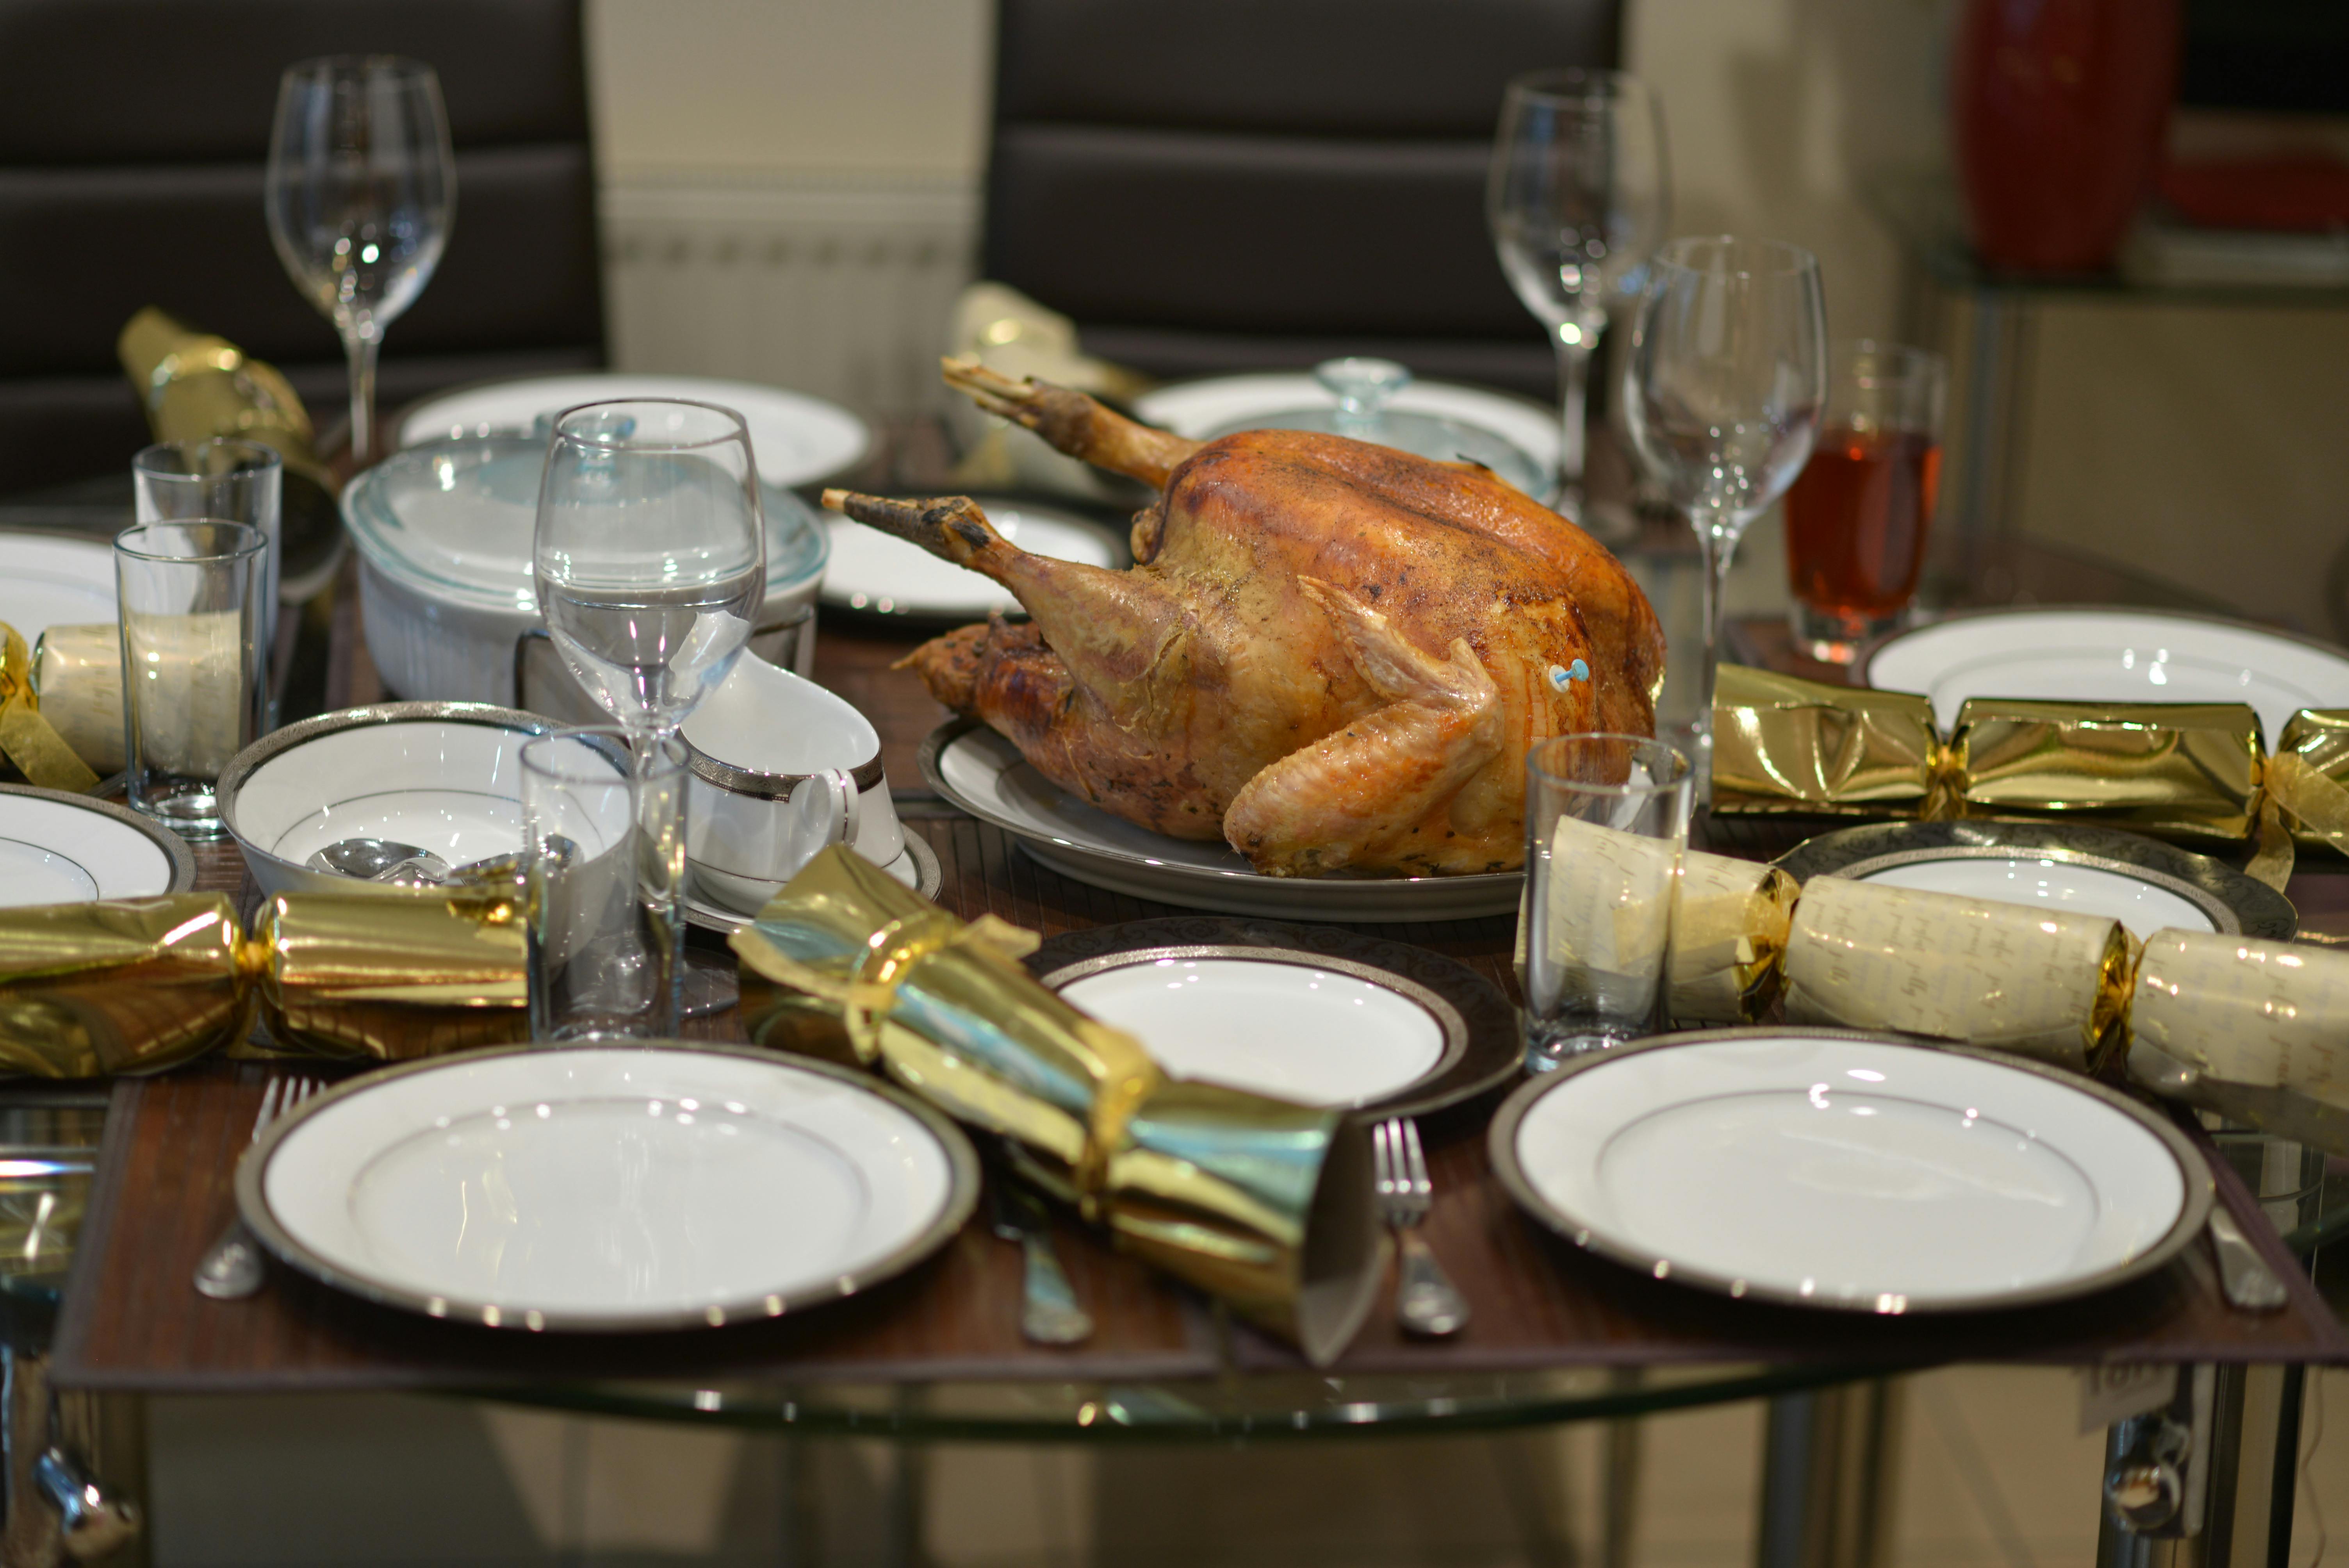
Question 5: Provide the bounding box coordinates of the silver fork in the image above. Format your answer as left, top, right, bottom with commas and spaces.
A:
192, 1076, 321, 1300
1373, 1118, 1469, 1337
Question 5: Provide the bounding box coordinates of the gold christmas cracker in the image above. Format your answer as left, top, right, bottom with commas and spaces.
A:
1782, 875, 2132, 1071
731, 846, 1383, 1366
1712, 667, 2349, 881
0, 624, 100, 793
0, 891, 526, 1076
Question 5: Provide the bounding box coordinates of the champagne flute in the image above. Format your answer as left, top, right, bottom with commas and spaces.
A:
1622, 237, 1826, 765
265, 56, 456, 464
533, 399, 766, 1036
1487, 70, 1670, 526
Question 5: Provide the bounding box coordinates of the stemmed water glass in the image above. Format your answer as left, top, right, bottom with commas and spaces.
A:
1622, 237, 1827, 770
1486, 69, 1671, 527
264, 56, 456, 464
531, 400, 767, 1035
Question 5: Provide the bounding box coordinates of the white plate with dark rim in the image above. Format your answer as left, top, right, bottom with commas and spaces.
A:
0, 531, 116, 644
1772, 821, 2296, 944
395, 374, 873, 489
1028, 916, 1521, 1118
237, 1042, 979, 1332
1132, 374, 1560, 476
685, 834, 943, 935
1490, 1028, 2210, 1313
1860, 607, 2349, 741
820, 496, 1128, 622
0, 784, 195, 905
921, 720, 1522, 923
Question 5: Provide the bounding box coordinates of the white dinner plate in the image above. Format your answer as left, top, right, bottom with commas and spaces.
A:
1772, 822, 2296, 943
0, 532, 116, 644
1057, 954, 1460, 1109
1133, 374, 1561, 476
821, 500, 1123, 620
396, 374, 873, 489
0, 784, 194, 906
1862, 608, 2349, 740
1031, 917, 1524, 1119
239, 1043, 978, 1331
1491, 1028, 2210, 1313
921, 720, 1522, 923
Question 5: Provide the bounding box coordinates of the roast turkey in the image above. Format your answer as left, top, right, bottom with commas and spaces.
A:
822, 359, 1666, 878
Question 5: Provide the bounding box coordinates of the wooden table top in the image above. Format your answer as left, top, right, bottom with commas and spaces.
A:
44, 565, 2349, 1398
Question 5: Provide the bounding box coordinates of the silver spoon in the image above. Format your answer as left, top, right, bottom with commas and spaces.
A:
306, 838, 451, 883
306, 839, 535, 888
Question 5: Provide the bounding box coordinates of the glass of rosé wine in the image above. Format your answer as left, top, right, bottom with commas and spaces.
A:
1782, 341, 1948, 663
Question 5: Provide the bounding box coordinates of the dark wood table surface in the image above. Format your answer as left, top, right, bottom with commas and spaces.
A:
45, 551, 2349, 1397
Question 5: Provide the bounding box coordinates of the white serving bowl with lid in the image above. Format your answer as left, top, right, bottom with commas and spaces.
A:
342, 436, 830, 706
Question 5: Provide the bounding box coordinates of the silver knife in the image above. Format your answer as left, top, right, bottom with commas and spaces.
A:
987, 1176, 1094, 1345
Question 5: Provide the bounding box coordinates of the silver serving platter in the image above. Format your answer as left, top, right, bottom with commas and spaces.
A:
1770, 820, 2296, 942
1029, 916, 1522, 1120
920, 719, 1522, 923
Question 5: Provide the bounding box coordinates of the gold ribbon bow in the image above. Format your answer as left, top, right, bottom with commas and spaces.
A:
0, 624, 100, 793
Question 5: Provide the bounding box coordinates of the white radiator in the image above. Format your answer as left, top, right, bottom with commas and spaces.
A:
600, 177, 980, 417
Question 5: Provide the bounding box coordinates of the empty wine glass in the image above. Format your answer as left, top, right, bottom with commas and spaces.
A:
531, 399, 765, 1036
534, 400, 768, 742
1487, 70, 1671, 527
265, 56, 456, 464
1622, 237, 1827, 767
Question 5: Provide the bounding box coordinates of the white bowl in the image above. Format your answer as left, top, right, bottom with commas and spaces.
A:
342, 437, 830, 706
218, 702, 622, 896
680, 656, 903, 912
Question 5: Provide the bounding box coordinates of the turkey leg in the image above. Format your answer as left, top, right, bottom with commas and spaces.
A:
822, 489, 1193, 720
941, 357, 1201, 488
1224, 579, 1504, 877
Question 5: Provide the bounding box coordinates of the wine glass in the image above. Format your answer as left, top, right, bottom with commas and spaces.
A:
1487, 69, 1671, 527
535, 401, 768, 740
532, 399, 765, 1036
1622, 237, 1827, 766
265, 56, 456, 464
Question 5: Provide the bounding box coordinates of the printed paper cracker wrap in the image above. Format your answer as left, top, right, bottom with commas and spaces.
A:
1781, 876, 2132, 1072
731, 846, 1384, 1366
1710, 666, 2349, 880
0, 891, 527, 1076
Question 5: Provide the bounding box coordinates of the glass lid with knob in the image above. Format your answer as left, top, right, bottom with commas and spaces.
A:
1201, 359, 1551, 499
341, 435, 829, 612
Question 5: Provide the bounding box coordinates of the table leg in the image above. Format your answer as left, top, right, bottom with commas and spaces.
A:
1603, 1368, 1643, 1568
2096, 1363, 2305, 1568
1756, 1381, 1902, 1568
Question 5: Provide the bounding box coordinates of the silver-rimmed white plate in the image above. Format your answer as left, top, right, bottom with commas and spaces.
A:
1491, 1028, 2211, 1313
1860, 606, 2349, 740
1772, 821, 2296, 944
1132, 374, 1560, 477
684, 834, 943, 935
237, 1042, 979, 1332
921, 720, 1521, 923
822, 494, 1129, 622
0, 531, 116, 643
395, 374, 873, 489
0, 784, 196, 905
1029, 916, 1520, 1119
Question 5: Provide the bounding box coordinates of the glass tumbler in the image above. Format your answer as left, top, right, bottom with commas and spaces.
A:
113, 522, 268, 837
1522, 734, 1692, 1069
520, 727, 688, 1041
133, 439, 283, 619
1782, 342, 1948, 663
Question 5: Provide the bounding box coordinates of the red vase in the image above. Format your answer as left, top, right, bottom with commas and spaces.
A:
1952, 0, 2182, 272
